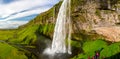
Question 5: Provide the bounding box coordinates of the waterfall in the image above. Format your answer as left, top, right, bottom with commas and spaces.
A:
43, 0, 72, 55
51, 0, 71, 54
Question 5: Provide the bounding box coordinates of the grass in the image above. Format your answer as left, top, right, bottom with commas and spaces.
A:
83, 40, 107, 53
0, 30, 15, 40
11, 25, 39, 44
72, 40, 120, 59
0, 0, 120, 59
0, 42, 27, 59
100, 43, 120, 58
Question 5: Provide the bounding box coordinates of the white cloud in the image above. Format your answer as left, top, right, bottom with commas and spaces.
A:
0, 21, 28, 29
3, 7, 51, 21
0, 0, 59, 29
0, 0, 59, 19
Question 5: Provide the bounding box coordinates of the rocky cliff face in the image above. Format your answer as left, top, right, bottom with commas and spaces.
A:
71, 1, 120, 42
26, 0, 120, 42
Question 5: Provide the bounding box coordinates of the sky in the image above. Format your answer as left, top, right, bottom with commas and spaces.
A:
0, 0, 60, 29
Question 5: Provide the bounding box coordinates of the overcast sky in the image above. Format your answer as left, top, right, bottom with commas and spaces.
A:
0, 0, 59, 29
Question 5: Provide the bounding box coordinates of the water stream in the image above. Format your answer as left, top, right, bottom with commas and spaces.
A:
43, 0, 71, 57
51, 0, 71, 54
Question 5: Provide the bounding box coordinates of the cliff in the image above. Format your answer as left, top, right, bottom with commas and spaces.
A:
22, 0, 120, 42
0, 0, 120, 59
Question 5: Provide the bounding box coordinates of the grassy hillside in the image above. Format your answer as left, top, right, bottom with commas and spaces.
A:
72, 40, 120, 59
0, 1, 62, 58
0, 0, 120, 59
0, 42, 28, 59
0, 30, 16, 40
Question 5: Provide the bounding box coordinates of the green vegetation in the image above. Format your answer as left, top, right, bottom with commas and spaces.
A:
72, 40, 120, 59
16, 25, 39, 44
100, 43, 120, 58
95, 9, 101, 17
0, 42, 27, 59
71, 0, 84, 12
0, 0, 120, 59
0, 30, 15, 40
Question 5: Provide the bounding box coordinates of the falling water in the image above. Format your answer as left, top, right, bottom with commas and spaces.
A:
52, 0, 71, 54
51, 0, 71, 54
43, 0, 72, 55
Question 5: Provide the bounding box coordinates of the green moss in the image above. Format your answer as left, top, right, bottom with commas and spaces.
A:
71, 54, 88, 59
118, 15, 120, 20
71, 0, 84, 12
78, 15, 86, 23
39, 24, 55, 36
71, 40, 81, 48
95, 9, 101, 17
103, 10, 115, 14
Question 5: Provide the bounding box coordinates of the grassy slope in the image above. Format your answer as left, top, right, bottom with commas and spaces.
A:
0, 42, 27, 59
11, 25, 39, 44
72, 40, 120, 59
0, 30, 16, 40
0, 1, 62, 59
0, 0, 120, 59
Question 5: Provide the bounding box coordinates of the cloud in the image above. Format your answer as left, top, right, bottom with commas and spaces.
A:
0, 21, 28, 29
0, 0, 59, 19
3, 6, 51, 21
0, 0, 60, 29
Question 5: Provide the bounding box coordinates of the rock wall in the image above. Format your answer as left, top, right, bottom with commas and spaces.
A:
27, 0, 120, 42
71, 1, 120, 42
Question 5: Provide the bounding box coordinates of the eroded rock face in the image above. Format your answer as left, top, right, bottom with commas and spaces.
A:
31, 0, 120, 42
71, 1, 120, 42
93, 26, 120, 42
